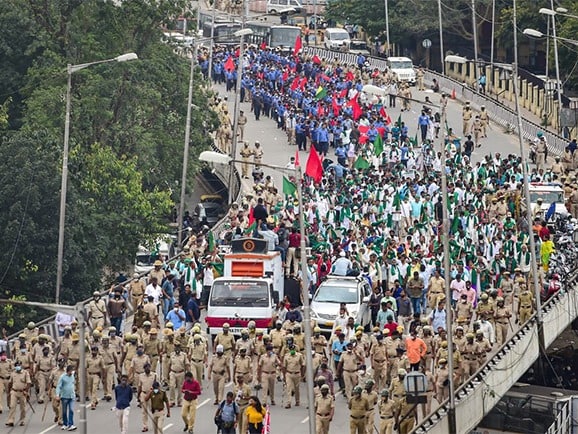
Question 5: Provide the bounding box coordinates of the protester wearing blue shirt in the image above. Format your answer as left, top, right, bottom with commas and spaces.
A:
56, 365, 76, 431
115, 375, 133, 434
165, 301, 186, 330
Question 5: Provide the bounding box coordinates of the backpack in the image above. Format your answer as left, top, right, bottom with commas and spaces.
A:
214, 400, 239, 429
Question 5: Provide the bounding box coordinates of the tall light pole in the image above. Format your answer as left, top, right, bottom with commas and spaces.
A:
56, 52, 138, 304
227, 28, 254, 204
384, 0, 391, 57
199, 150, 317, 432
471, 0, 479, 82
539, 6, 564, 133
177, 43, 199, 249
438, 0, 445, 74
514, 0, 545, 348
489, 0, 495, 90
207, 7, 217, 84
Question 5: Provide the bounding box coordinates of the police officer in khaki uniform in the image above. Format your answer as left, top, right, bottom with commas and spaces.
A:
168, 344, 188, 406
49, 358, 66, 425
208, 345, 229, 405
339, 341, 362, 399
161, 329, 176, 383
86, 346, 105, 409
460, 333, 479, 383
233, 347, 252, 385
282, 344, 304, 408
0, 351, 13, 413
378, 389, 396, 434
138, 362, 157, 432
462, 103, 472, 135
240, 142, 253, 179
314, 384, 334, 434
129, 344, 150, 389
99, 336, 117, 401
518, 286, 535, 324
6, 361, 31, 427
88, 291, 108, 329
349, 385, 369, 434
129, 273, 146, 308
494, 297, 512, 346
252, 141, 264, 167
389, 368, 406, 405
434, 358, 449, 404
395, 396, 417, 434
188, 334, 207, 383
144, 328, 161, 372
238, 110, 248, 140
35, 346, 55, 404
479, 106, 489, 137
233, 374, 252, 434
369, 334, 388, 392
258, 344, 281, 405
570, 186, 578, 218
213, 323, 235, 365
362, 379, 378, 434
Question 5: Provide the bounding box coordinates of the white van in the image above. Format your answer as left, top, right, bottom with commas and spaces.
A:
387, 56, 416, 85
324, 27, 351, 51
134, 237, 174, 274
266, 0, 303, 14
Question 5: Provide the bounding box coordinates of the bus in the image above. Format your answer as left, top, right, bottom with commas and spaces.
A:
202, 21, 242, 45
246, 22, 301, 52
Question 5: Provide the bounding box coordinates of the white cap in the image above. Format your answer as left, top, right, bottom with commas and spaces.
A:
339, 251, 346, 257
216, 344, 224, 353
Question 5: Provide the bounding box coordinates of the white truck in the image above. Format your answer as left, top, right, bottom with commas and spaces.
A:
205, 238, 284, 338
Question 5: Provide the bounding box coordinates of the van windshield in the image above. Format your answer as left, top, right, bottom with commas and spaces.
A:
389, 60, 413, 69
210, 281, 269, 307
530, 191, 564, 204
136, 254, 154, 267
314, 283, 358, 304
331, 32, 349, 41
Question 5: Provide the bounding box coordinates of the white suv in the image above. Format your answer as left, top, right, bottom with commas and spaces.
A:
310, 276, 372, 333
529, 182, 569, 222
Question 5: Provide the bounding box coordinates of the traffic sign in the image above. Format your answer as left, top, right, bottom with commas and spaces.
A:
422, 39, 432, 48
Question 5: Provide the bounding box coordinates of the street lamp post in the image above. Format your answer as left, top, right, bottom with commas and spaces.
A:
227, 28, 254, 205
177, 43, 199, 250
438, 0, 445, 75
384, 0, 391, 57
471, 0, 479, 82
199, 150, 317, 433
0, 299, 88, 434
55, 53, 138, 304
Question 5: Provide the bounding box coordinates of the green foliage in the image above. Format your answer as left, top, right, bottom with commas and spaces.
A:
0, 0, 220, 315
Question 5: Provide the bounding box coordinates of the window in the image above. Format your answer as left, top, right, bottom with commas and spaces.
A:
314, 283, 358, 304
210, 281, 269, 307
530, 191, 564, 204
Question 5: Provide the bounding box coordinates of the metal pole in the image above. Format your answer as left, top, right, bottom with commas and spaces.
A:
513, 0, 544, 340
440, 107, 456, 434
438, 0, 445, 75
76, 303, 87, 434
56, 68, 73, 305
384, 0, 390, 57
313, 0, 318, 46
545, 18, 550, 117
296, 164, 316, 434
489, 0, 495, 91
178, 43, 198, 249
550, 0, 563, 133
472, 0, 479, 82
227, 32, 245, 204
207, 8, 216, 84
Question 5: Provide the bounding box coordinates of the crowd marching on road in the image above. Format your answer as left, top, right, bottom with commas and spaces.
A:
2, 41, 578, 434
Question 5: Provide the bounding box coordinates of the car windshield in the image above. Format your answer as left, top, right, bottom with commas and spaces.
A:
210, 281, 269, 307
390, 60, 413, 69
530, 191, 564, 204
332, 32, 349, 41
136, 254, 153, 267
314, 283, 358, 304
204, 206, 221, 217
350, 42, 367, 50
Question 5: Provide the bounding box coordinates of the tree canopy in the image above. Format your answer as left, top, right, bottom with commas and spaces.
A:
0, 0, 218, 329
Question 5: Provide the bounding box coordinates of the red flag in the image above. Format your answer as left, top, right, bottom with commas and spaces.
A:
379, 106, 392, 125
224, 56, 235, 72
299, 76, 308, 90
293, 35, 302, 56
290, 77, 300, 91
339, 88, 348, 99
282, 70, 289, 82
295, 149, 300, 167
317, 102, 325, 117
358, 125, 369, 134
332, 96, 340, 116
305, 147, 323, 183
320, 73, 331, 82
376, 126, 386, 137
248, 206, 255, 226
262, 405, 271, 434
234, 47, 240, 58
345, 71, 355, 81
349, 96, 363, 120
359, 134, 368, 144
312, 55, 321, 64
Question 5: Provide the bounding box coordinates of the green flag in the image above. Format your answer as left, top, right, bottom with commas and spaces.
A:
450, 216, 461, 234
392, 192, 401, 210
354, 156, 370, 169
283, 176, 297, 197
409, 132, 418, 147
373, 134, 383, 156
315, 86, 327, 100
397, 114, 402, 126
207, 230, 215, 252
244, 222, 257, 236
